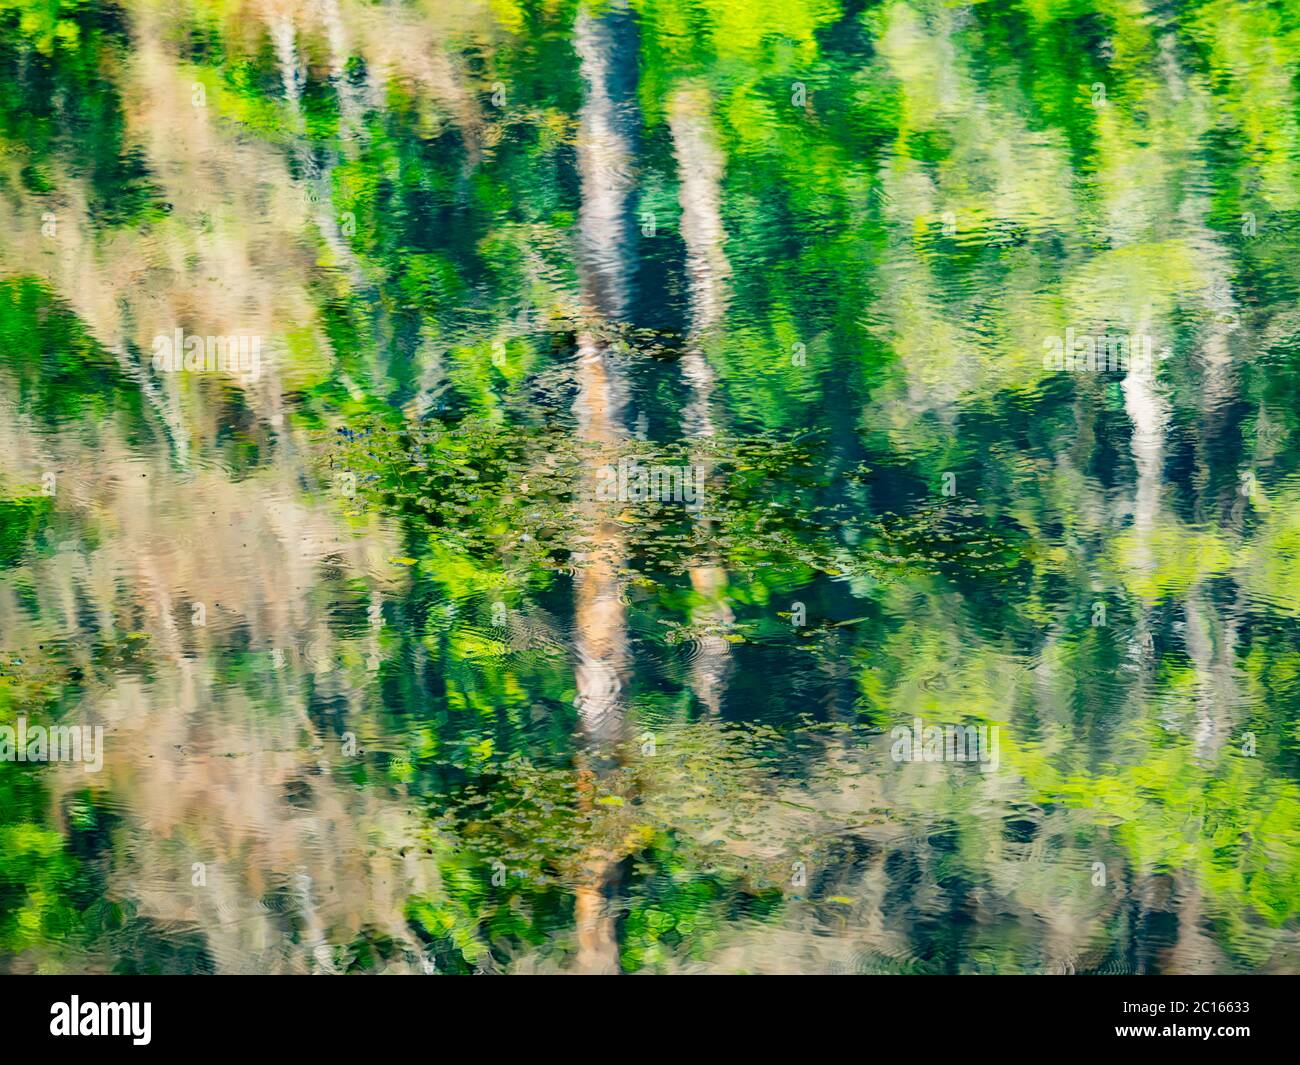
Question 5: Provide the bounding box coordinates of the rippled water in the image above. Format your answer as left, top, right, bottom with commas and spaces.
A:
2, 0, 1300, 975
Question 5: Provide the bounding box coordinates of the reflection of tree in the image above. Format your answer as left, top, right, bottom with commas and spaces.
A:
4, 0, 1300, 975
669, 81, 733, 715
568, 2, 637, 973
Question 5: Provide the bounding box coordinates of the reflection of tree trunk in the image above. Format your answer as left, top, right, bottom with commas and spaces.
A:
266, 5, 365, 289
1120, 312, 1167, 770
1122, 315, 1165, 598
1187, 281, 1246, 763
572, 333, 628, 748
569, 3, 637, 973
668, 85, 730, 342
1119, 313, 1168, 977
575, 4, 638, 323
668, 84, 733, 714
1184, 592, 1236, 764
320, 0, 365, 136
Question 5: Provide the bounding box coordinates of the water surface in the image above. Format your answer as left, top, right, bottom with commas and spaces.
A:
2, 0, 1300, 974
